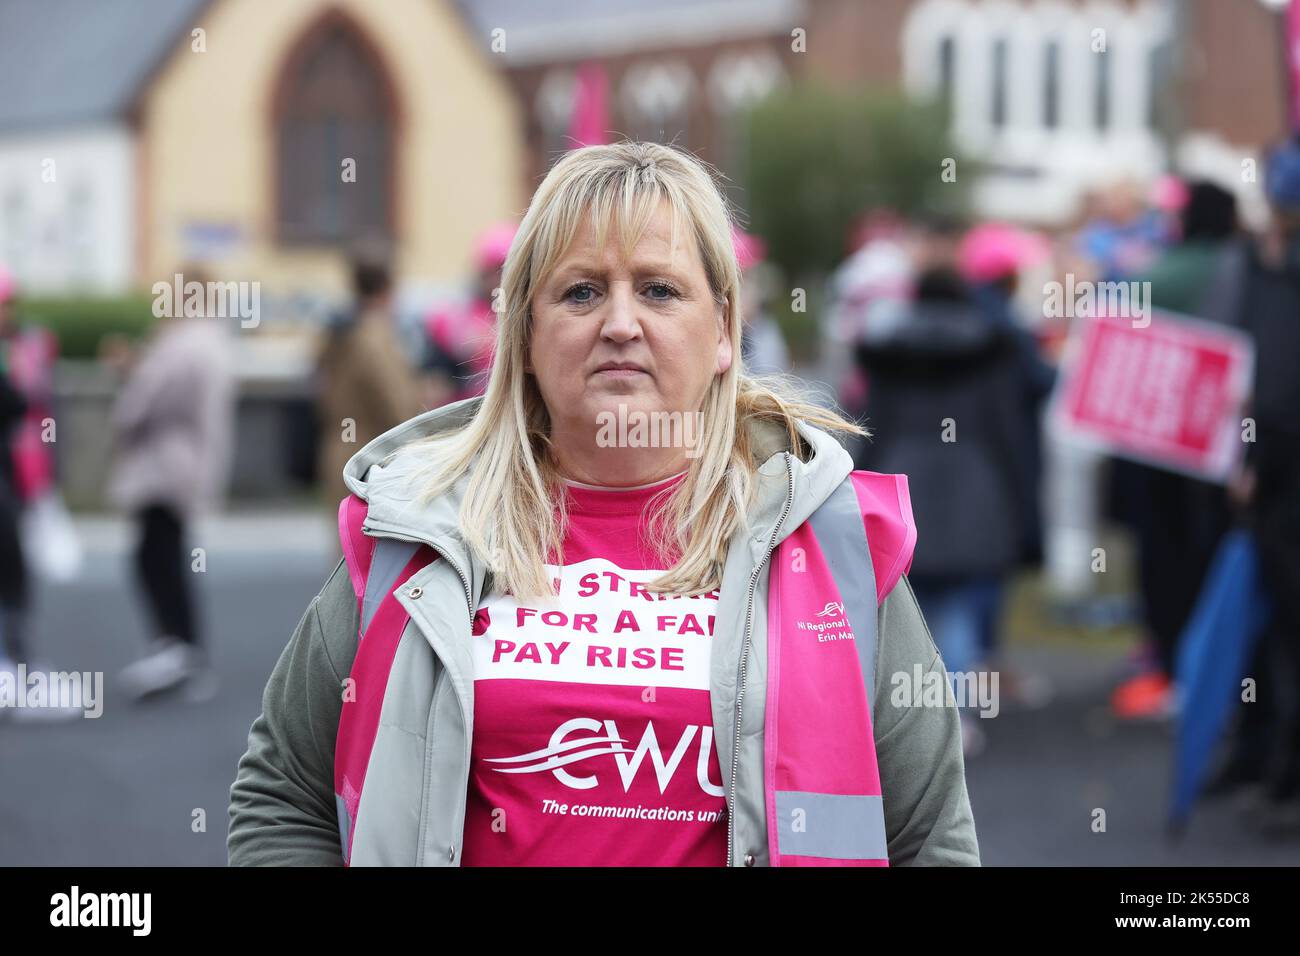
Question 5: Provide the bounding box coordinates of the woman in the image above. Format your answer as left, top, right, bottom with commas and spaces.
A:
109, 271, 235, 700
229, 142, 979, 867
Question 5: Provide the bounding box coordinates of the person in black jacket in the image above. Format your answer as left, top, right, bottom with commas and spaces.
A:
1106, 182, 1243, 721
854, 254, 1039, 753
1210, 136, 1300, 827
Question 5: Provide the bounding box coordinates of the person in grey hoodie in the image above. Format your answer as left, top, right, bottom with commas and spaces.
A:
109, 269, 235, 700
229, 142, 979, 867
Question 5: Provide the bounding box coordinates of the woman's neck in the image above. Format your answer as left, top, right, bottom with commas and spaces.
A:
550, 446, 689, 489
563, 470, 687, 491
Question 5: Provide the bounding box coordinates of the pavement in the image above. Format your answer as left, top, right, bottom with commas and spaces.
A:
1, 508, 1297, 865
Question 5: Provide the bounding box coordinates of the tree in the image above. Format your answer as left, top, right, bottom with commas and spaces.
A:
744, 84, 969, 279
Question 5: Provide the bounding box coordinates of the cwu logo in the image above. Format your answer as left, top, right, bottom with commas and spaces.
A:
798, 597, 853, 639
485, 717, 725, 796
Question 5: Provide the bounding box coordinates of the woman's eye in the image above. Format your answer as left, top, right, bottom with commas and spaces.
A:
565, 283, 596, 303
645, 282, 677, 300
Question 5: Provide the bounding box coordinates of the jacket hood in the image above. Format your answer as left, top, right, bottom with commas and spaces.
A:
342, 395, 856, 574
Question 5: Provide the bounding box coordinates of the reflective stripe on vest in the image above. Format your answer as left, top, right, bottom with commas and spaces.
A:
774, 792, 888, 860
806, 478, 878, 710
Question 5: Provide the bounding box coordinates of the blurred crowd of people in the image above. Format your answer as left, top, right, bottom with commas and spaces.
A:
826, 134, 1300, 832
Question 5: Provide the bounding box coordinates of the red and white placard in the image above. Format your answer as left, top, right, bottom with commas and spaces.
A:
1050, 310, 1255, 482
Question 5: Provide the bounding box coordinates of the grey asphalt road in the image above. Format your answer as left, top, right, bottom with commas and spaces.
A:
1, 512, 1296, 866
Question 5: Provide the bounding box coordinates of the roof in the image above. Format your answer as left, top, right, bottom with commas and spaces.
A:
452, 0, 804, 67
0, 0, 210, 132
0, 0, 804, 132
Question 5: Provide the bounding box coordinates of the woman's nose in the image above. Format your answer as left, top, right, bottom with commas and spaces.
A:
599, 284, 643, 341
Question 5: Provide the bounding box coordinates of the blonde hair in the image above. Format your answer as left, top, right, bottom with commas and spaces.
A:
409, 142, 865, 598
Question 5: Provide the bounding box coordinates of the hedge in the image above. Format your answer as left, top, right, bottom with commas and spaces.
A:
15, 296, 159, 359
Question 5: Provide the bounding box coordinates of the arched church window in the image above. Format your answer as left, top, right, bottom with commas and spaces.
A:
273, 13, 398, 243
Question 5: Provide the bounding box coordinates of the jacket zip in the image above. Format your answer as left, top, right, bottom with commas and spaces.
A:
726, 451, 794, 867
359, 523, 475, 615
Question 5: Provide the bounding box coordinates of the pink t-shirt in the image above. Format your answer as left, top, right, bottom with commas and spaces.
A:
460, 471, 728, 866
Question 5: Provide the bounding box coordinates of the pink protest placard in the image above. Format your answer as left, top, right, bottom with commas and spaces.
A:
1050, 310, 1254, 482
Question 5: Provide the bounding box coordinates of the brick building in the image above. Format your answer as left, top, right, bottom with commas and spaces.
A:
461, 0, 1293, 226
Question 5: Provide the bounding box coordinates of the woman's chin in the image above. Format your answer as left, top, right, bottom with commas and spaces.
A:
587, 394, 668, 429
585, 380, 657, 410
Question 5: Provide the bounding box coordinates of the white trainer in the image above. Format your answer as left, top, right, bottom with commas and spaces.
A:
119, 640, 196, 700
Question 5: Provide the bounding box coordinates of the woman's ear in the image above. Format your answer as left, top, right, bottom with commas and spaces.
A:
715, 300, 733, 376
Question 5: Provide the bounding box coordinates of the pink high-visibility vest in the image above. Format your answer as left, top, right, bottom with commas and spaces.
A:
333, 470, 914, 866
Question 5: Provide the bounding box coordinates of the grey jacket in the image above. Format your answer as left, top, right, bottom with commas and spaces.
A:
228, 398, 980, 866
108, 317, 235, 518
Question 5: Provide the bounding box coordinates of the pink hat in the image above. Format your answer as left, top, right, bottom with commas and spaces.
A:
732, 227, 767, 271
1151, 174, 1190, 213
958, 223, 1050, 284
474, 221, 518, 272
0, 264, 14, 303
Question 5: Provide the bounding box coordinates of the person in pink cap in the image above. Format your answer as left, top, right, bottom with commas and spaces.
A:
958, 223, 1051, 291
421, 222, 517, 407
0, 266, 59, 510
0, 266, 81, 720
0, 265, 31, 678
958, 223, 1058, 714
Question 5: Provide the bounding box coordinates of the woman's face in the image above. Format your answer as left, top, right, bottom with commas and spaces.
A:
528, 201, 731, 461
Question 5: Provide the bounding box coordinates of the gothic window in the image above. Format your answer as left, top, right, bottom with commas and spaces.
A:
274, 13, 397, 243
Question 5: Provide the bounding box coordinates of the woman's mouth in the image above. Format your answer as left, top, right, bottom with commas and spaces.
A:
593, 363, 648, 378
